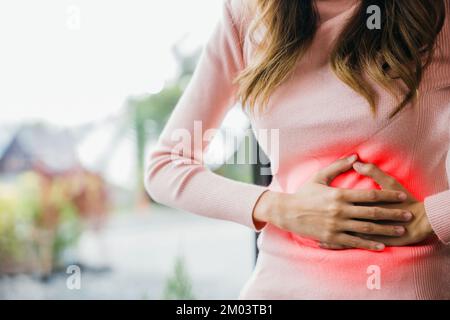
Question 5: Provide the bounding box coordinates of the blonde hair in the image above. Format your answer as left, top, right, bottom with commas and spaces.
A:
234, 0, 446, 117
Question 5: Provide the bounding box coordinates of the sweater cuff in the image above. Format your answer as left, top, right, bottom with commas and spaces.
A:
243, 186, 270, 231
424, 190, 450, 245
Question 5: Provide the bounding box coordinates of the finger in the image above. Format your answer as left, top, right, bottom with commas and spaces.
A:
319, 242, 351, 250
345, 206, 413, 222
336, 233, 385, 251
314, 155, 358, 185
355, 234, 403, 247
340, 188, 407, 203
353, 162, 403, 190
339, 220, 406, 237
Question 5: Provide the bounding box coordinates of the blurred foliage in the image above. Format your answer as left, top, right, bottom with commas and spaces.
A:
126, 46, 254, 194
0, 184, 27, 263
0, 173, 42, 267
126, 47, 200, 191
0, 171, 84, 274
214, 135, 259, 184
163, 255, 195, 300
49, 179, 82, 266
214, 163, 253, 184
127, 84, 184, 187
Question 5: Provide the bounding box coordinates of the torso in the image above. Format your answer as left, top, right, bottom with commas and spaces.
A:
238, 0, 450, 299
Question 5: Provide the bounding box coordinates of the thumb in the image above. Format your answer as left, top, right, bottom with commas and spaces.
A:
314, 154, 358, 185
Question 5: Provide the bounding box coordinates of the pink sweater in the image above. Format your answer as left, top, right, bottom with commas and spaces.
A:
145, 0, 450, 299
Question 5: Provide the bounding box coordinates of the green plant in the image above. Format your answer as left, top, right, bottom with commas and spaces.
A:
0, 189, 21, 262
47, 177, 82, 266
163, 255, 195, 300
0, 171, 84, 274
52, 200, 82, 267
0, 174, 40, 272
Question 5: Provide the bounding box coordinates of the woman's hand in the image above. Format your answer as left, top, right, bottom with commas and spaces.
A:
351, 162, 434, 246
253, 155, 413, 251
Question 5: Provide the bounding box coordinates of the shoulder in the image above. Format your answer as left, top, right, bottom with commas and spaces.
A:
226, 0, 256, 18
223, 0, 256, 39
433, 0, 450, 56
436, 0, 450, 57
441, 0, 450, 35
427, 1, 450, 90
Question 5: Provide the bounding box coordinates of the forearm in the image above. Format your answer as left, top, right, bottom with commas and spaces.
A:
424, 190, 450, 245
146, 151, 268, 229
252, 190, 285, 230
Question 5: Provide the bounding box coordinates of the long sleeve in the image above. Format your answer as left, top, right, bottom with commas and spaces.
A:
424, 119, 450, 245
423, 2, 450, 246
144, 0, 267, 230
425, 189, 450, 245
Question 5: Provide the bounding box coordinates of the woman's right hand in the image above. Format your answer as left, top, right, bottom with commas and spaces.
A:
253, 155, 413, 251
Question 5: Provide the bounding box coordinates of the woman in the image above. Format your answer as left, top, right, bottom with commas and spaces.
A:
145, 0, 450, 299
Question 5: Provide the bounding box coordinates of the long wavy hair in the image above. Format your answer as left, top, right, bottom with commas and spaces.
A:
234, 0, 446, 117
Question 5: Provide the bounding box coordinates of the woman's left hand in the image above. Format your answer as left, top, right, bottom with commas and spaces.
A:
351, 161, 435, 247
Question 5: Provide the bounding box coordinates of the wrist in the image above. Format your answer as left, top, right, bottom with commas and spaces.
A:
418, 202, 434, 236
253, 191, 283, 228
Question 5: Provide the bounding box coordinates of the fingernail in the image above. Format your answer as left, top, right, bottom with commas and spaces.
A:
398, 192, 408, 200
376, 244, 385, 251
403, 211, 413, 220
353, 161, 364, 170
347, 154, 358, 162
395, 226, 405, 235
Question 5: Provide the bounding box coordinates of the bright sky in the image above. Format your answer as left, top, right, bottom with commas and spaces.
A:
0, 0, 252, 189
0, 0, 223, 126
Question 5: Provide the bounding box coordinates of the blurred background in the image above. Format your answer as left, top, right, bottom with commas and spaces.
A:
0, 0, 264, 299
